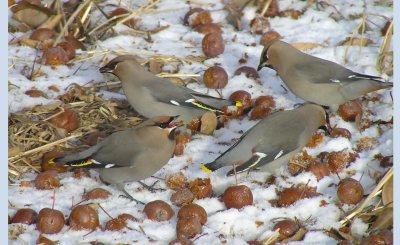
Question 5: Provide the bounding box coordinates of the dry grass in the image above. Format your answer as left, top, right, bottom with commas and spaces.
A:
377, 20, 393, 75
8, 85, 143, 181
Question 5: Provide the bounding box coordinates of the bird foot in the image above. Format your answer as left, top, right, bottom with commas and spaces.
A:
119, 190, 145, 205
138, 180, 165, 193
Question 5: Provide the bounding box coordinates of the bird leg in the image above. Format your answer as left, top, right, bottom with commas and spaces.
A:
280, 85, 288, 92
138, 180, 165, 192
116, 183, 145, 205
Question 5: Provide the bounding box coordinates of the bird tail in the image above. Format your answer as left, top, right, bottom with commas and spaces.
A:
51, 145, 102, 168
351, 73, 384, 81
201, 161, 224, 173
226, 155, 261, 176
351, 73, 393, 88
362, 81, 393, 94
59, 157, 97, 168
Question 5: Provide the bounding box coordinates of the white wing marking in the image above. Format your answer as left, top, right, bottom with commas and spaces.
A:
274, 150, 284, 160
170, 100, 180, 106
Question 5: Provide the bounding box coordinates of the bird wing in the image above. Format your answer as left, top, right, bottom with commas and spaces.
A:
201, 124, 257, 172
60, 130, 145, 169
143, 77, 233, 113
293, 58, 384, 85
226, 122, 305, 175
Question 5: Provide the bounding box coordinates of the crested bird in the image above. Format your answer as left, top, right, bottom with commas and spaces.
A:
99, 55, 238, 125
53, 116, 182, 204
258, 40, 393, 111
201, 104, 328, 176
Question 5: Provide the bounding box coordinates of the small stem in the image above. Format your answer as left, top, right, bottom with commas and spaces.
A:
98, 203, 114, 219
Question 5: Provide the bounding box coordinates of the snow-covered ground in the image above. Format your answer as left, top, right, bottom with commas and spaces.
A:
8, 0, 393, 244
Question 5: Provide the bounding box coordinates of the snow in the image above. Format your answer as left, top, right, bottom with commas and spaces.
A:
8, 0, 392, 244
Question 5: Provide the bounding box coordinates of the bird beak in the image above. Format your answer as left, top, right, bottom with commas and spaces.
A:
99, 65, 113, 74
319, 110, 332, 134
166, 115, 180, 127
167, 115, 183, 129
257, 61, 273, 71
167, 121, 184, 129
171, 115, 180, 121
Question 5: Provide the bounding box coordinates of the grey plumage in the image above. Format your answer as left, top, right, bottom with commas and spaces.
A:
55, 116, 181, 203
202, 104, 327, 175
99, 55, 234, 124
258, 40, 393, 111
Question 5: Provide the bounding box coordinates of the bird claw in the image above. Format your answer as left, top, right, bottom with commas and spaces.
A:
138, 180, 165, 193
119, 190, 145, 205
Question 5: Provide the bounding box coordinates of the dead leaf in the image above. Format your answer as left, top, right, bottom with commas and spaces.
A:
369, 207, 393, 232
292, 42, 325, 51
31, 103, 62, 113
12, 2, 53, 28
38, 14, 62, 30
339, 37, 373, 46
281, 227, 307, 243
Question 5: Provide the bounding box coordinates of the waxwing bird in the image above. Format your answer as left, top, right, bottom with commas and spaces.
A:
258, 40, 393, 111
53, 116, 182, 204
201, 104, 327, 175
99, 55, 238, 124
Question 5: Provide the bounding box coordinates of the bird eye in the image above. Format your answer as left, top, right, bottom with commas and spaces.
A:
107, 62, 118, 70
156, 122, 170, 129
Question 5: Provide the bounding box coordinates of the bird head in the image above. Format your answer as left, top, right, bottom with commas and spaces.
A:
151, 115, 180, 128
150, 115, 183, 140
99, 55, 144, 80
304, 103, 331, 133
258, 39, 296, 72
321, 108, 333, 134
257, 40, 278, 71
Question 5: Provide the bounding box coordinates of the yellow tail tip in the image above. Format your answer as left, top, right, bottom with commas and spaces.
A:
235, 101, 243, 107
200, 165, 212, 174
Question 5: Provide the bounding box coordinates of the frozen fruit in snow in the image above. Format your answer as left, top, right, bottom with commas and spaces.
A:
37, 208, 65, 234
203, 66, 228, 89
202, 33, 224, 58
176, 216, 202, 238
337, 178, 364, 205
177, 203, 207, 225
144, 200, 174, 222
223, 185, 253, 209
69, 205, 100, 230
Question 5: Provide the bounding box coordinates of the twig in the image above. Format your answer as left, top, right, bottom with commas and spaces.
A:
260, 0, 273, 17
52, 189, 56, 210
28, 48, 39, 80
53, 0, 92, 47
42, 107, 65, 121
233, 163, 238, 185
98, 203, 114, 219
21, 158, 41, 173
8, 132, 87, 162
115, 0, 160, 27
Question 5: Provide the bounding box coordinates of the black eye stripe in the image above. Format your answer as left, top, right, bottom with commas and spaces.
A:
263, 49, 269, 59
155, 122, 170, 128
107, 62, 118, 70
